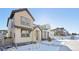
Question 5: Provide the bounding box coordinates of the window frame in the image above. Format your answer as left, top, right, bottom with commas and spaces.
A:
21, 29, 30, 37
20, 16, 30, 26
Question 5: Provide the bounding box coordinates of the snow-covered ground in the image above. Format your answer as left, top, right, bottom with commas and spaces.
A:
4, 35, 79, 51
6, 40, 72, 51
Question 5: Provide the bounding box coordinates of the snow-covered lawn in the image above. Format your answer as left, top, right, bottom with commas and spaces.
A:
6, 40, 72, 51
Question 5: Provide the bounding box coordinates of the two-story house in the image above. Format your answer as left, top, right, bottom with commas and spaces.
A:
51, 27, 70, 36
7, 8, 41, 46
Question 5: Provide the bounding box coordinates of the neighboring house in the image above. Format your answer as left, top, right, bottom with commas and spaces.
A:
0, 30, 8, 37
51, 28, 70, 36
40, 24, 50, 30
0, 30, 13, 49
7, 8, 42, 46
39, 24, 51, 40
0, 30, 7, 47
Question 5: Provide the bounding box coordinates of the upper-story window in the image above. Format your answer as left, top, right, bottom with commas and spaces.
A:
20, 16, 30, 26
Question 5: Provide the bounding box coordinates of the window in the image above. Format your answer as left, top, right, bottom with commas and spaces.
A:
21, 29, 30, 37
20, 16, 30, 26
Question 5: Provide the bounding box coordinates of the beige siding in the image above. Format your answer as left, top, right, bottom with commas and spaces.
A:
42, 30, 49, 39
32, 28, 41, 42
11, 11, 35, 44
14, 28, 32, 43
14, 11, 33, 28
14, 28, 21, 43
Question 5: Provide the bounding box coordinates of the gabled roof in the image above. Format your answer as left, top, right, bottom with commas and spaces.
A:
7, 8, 35, 26
51, 27, 64, 31
32, 25, 42, 32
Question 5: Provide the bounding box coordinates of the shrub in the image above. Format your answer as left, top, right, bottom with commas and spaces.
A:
48, 37, 52, 42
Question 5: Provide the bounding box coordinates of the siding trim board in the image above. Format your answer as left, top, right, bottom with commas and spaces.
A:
14, 25, 33, 31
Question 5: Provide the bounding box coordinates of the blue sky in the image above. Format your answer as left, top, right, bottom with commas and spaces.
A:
0, 8, 79, 33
